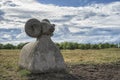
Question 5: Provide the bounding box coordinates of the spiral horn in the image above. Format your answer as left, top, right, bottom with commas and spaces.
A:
25, 18, 41, 38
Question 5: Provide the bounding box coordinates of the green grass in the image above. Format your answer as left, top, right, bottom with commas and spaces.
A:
0, 48, 120, 79
19, 70, 31, 77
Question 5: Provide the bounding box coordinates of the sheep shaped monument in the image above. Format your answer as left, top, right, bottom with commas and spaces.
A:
19, 18, 66, 73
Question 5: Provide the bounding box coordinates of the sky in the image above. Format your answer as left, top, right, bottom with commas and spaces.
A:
0, 0, 120, 44
38, 0, 120, 7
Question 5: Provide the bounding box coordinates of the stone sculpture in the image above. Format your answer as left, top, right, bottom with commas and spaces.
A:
19, 18, 66, 73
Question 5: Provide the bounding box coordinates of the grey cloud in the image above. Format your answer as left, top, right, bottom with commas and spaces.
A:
87, 27, 120, 36
3, 0, 18, 7
51, 15, 76, 23
0, 10, 4, 20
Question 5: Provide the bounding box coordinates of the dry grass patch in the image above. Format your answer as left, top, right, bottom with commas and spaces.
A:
62, 48, 120, 65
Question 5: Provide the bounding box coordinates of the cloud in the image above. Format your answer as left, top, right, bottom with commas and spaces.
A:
0, 10, 4, 21
0, 0, 120, 43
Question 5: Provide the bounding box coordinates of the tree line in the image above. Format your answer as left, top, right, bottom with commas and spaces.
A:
0, 42, 119, 50
0, 43, 28, 49
56, 42, 118, 50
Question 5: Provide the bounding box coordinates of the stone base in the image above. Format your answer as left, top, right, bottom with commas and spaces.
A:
19, 38, 66, 73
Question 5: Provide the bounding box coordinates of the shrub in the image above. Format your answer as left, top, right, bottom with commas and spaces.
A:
17, 43, 28, 49
3, 43, 16, 49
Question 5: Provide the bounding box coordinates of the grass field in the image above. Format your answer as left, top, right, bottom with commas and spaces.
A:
0, 48, 120, 80
62, 48, 120, 65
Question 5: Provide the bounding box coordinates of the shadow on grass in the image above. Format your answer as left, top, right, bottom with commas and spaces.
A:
26, 71, 80, 80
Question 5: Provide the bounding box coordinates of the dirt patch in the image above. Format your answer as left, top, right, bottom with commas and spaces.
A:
22, 62, 120, 80
69, 63, 120, 80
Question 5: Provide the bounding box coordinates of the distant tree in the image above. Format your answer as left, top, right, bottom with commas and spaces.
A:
59, 42, 64, 49
100, 44, 105, 49
0, 42, 117, 50
100, 43, 110, 49
3, 43, 16, 49
73, 42, 79, 49
62, 42, 68, 49
55, 43, 60, 47
66, 42, 74, 49
97, 43, 102, 49
91, 44, 100, 49
85, 43, 91, 49
17, 43, 28, 49
78, 44, 81, 49
0, 43, 4, 49
104, 43, 110, 48
110, 44, 116, 48
78, 44, 86, 49
65, 42, 71, 49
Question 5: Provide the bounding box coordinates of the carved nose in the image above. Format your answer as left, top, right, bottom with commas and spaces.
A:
50, 24, 55, 32
52, 24, 55, 27
50, 27, 55, 32
51, 24, 55, 32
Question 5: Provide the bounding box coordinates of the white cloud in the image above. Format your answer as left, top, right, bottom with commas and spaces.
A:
0, 0, 120, 43
3, 34, 11, 38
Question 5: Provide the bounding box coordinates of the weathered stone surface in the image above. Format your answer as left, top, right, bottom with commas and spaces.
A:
19, 19, 66, 73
